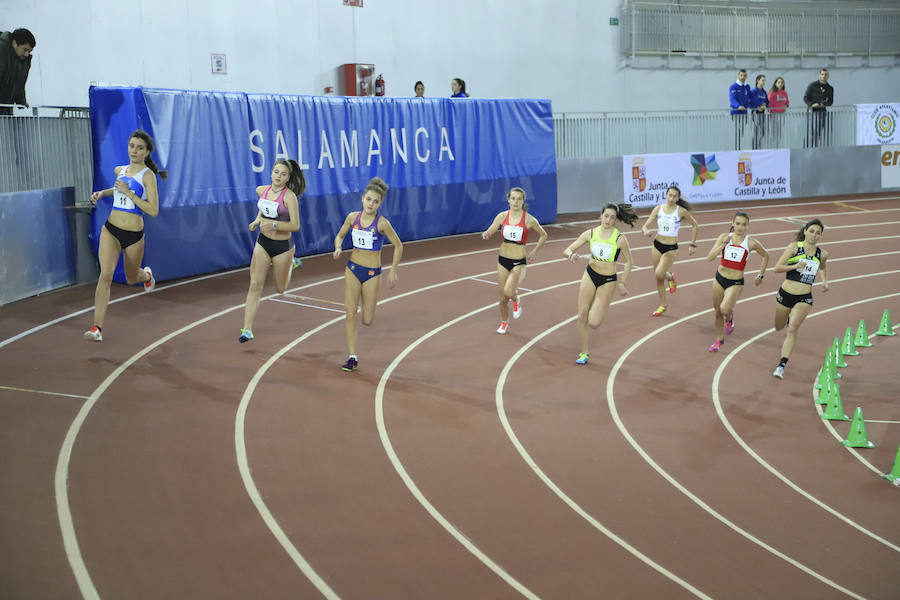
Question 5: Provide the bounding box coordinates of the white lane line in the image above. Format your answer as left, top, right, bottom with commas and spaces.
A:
814, 322, 900, 475
605, 275, 900, 600
494, 309, 714, 597
0, 384, 90, 401
712, 293, 900, 553
55, 301, 253, 600
269, 298, 345, 314
865, 420, 900, 425
470, 277, 535, 292
49, 223, 900, 598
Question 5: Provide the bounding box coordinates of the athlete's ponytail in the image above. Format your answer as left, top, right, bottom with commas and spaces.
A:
667, 185, 692, 211
602, 202, 639, 227
130, 129, 168, 180
275, 158, 306, 197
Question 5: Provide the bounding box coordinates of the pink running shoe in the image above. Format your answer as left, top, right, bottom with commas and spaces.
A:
708, 339, 723, 352
725, 319, 735, 335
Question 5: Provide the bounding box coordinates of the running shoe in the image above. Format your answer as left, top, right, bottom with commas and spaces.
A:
496, 321, 509, 334
725, 319, 735, 335
773, 365, 784, 379
708, 339, 723, 353
238, 328, 254, 343
667, 272, 677, 294
292, 256, 303, 270
341, 357, 358, 372
575, 352, 590, 365
142, 266, 156, 292
652, 305, 666, 317
83, 325, 102, 342
512, 301, 522, 319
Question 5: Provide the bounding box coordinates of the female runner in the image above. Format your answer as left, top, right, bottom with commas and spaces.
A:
333, 177, 403, 372
481, 187, 548, 334
640, 185, 699, 316
705, 211, 769, 352
563, 202, 637, 365
238, 158, 306, 343
85, 130, 165, 341
772, 219, 828, 379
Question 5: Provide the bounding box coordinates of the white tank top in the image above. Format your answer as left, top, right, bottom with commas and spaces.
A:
656, 206, 681, 237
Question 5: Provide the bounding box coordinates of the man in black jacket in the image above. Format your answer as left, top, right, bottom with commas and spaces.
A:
0, 28, 36, 116
803, 68, 834, 148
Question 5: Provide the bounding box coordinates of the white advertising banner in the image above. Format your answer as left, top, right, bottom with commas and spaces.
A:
857, 104, 900, 145
882, 145, 900, 188
622, 149, 791, 207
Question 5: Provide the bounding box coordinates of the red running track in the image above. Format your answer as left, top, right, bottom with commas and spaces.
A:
1, 194, 898, 599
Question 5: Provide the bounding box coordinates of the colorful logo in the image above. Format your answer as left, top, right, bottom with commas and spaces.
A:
873, 104, 898, 141
690, 153, 720, 186
631, 157, 646, 192
737, 153, 752, 186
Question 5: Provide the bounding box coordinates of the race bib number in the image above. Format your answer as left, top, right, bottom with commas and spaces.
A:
352, 228, 375, 250
800, 260, 819, 278
257, 198, 279, 219
591, 241, 615, 261
723, 246, 746, 263
502, 224, 524, 242
112, 188, 135, 210
659, 220, 676, 236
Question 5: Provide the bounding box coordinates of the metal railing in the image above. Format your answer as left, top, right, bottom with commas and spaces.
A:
553, 105, 857, 159
0, 105, 92, 206
626, 1, 900, 62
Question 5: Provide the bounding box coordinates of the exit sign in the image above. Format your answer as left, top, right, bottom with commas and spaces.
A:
609, 17, 619, 26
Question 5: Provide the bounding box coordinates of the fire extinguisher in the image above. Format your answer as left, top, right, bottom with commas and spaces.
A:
375, 74, 385, 97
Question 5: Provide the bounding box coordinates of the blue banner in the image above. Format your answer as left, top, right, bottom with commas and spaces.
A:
89, 86, 557, 282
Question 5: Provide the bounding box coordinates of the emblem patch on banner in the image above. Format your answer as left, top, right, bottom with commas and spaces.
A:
737, 153, 752, 186
631, 158, 646, 192
873, 105, 898, 142
690, 153, 720, 186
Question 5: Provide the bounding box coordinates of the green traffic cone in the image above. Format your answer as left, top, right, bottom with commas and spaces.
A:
854, 319, 873, 348
833, 338, 847, 368
828, 347, 841, 380
821, 376, 849, 421
885, 444, 900, 484
843, 407, 874, 448
814, 351, 830, 390
876, 309, 896, 336
815, 369, 833, 405
841, 327, 859, 356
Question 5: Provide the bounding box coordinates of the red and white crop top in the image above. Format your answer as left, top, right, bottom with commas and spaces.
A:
501, 211, 528, 245
720, 234, 750, 271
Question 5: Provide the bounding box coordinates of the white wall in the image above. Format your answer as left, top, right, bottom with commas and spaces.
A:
6, 0, 899, 112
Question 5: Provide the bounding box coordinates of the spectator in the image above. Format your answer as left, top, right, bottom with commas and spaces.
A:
751, 74, 769, 149
768, 76, 789, 148
768, 77, 789, 113
451, 78, 469, 98
729, 69, 752, 150
414, 80, 425, 97
0, 28, 36, 115
803, 68, 834, 148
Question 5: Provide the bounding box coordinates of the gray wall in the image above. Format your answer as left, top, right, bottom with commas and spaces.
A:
557, 145, 896, 215
5, 0, 899, 113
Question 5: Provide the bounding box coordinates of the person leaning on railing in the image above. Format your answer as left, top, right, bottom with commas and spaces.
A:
0, 28, 35, 115
767, 76, 789, 148
803, 68, 834, 148
729, 69, 752, 149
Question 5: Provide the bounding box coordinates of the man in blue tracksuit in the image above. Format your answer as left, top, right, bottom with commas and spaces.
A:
750, 74, 769, 149
729, 69, 752, 150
